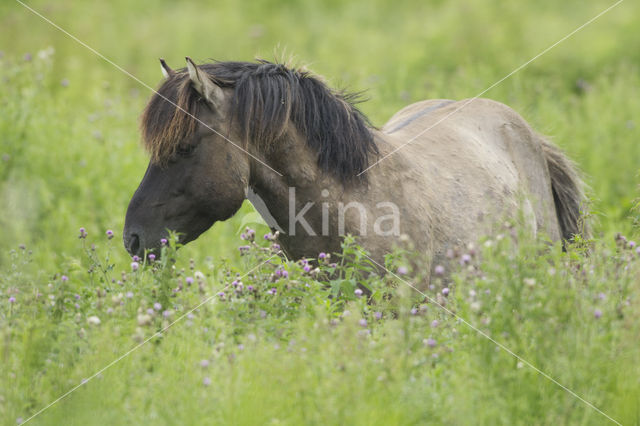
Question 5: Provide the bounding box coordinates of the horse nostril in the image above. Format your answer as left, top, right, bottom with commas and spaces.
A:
128, 233, 140, 256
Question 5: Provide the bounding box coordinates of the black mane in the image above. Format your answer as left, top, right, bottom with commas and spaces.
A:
141, 60, 378, 182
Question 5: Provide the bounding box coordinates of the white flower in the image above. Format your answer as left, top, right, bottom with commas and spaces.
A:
87, 316, 101, 325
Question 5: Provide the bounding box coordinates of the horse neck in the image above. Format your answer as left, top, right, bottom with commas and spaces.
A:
246, 129, 403, 243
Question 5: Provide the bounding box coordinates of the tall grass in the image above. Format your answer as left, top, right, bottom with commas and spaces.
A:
1, 0, 639, 424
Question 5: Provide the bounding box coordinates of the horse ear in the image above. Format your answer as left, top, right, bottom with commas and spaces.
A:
185, 57, 224, 109
159, 58, 175, 79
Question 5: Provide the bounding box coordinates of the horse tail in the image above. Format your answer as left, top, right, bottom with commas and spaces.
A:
541, 138, 590, 243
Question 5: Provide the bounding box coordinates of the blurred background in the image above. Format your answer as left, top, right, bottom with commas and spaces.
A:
1, 0, 638, 270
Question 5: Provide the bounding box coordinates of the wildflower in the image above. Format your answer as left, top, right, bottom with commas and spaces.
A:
131, 262, 139, 271
594, 309, 602, 319
267, 288, 277, 295
434, 265, 445, 276
263, 233, 273, 240
9, 296, 16, 303
146, 308, 154, 315
238, 245, 250, 254
162, 310, 172, 319
303, 264, 311, 273
374, 311, 382, 320
424, 338, 437, 348
359, 319, 368, 327
132, 255, 140, 262
271, 243, 281, 251
460, 254, 471, 265
354, 288, 363, 297
442, 287, 450, 296
200, 359, 210, 368
125, 291, 133, 298
61, 275, 69, 282
231, 280, 240, 287
217, 292, 225, 299
597, 292, 606, 300
148, 254, 156, 262
397, 266, 408, 275
275, 268, 288, 279
153, 302, 162, 311
318, 252, 327, 259
87, 316, 101, 325
74, 294, 81, 300
629, 241, 637, 249
186, 277, 194, 285
203, 377, 211, 386
24, 52, 32, 61
106, 230, 114, 239
160, 238, 168, 245
247, 285, 254, 292
410, 307, 418, 315
431, 320, 439, 328
79, 227, 87, 239
138, 314, 152, 326
106, 307, 114, 314
61, 78, 69, 87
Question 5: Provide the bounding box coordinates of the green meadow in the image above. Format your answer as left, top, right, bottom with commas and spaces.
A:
1, 0, 639, 424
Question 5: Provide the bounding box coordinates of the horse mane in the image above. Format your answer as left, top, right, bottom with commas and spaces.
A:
140, 60, 378, 182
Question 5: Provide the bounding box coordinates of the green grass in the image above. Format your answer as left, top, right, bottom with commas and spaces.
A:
1, 0, 639, 424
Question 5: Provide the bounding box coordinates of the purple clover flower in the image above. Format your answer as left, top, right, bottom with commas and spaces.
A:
318, 252, 327, 259
431, 320, 439, 328
147, 308, 154, 315
61, 275, 69, 282
153, 302, 162, 311
410, 307, 418, 315
354, 288, 363, 297
629, 241, 637, 249
434, 265, 445, 276
247, 285, 254, 292
9, 296, 16, 303
359, 319, 368, 327
160, 238, 168, 245
303, 264, 311, 273
460, 254, 471, 265
397, 266, 408, 275
106, 229, 114, 239
79, 227, 87, 239
374, 311, 382, 320
132, 255, 140, 262
148, 254, 156, 262
425, 338, 437, 348
186, 277, 194, 285
131, 262, 139, 272
442, 287, 450, 296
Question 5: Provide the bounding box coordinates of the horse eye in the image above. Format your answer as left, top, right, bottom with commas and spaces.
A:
176, 144, 196, 157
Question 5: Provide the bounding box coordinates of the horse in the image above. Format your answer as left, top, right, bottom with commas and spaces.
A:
123, 57, 587, 280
